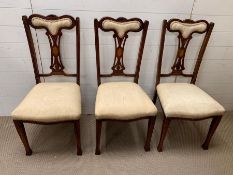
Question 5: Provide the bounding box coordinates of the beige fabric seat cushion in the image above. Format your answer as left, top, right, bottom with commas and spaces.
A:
95, 82, 157, 120
157, 83, 225, 119
12, 82, 81, 122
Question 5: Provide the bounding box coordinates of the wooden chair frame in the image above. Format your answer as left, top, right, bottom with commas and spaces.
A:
153, 19, 222, 152
13, 14, 82, 155
94, 17, 156, 154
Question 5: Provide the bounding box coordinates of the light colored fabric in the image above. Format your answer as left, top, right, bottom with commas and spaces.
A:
157, 83, 225, 119
102, 20, 141, 38
170, 21, 207, 38
31, 17, 73, 35
12, 82, 81, 122
95, 82, 157, 120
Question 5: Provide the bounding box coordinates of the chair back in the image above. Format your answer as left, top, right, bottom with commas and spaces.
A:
155, 18, 214, 86
22, 14, 80, 84
94, 17, 149, 85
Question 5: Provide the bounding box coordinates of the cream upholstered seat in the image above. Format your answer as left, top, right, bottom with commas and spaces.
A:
12, 82, 81, 123
95, 82, 157, 120
157, 83, 225, 119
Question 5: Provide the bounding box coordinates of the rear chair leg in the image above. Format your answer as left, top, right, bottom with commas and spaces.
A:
74, 120, 82, 155
13, 120, 32, 156
95, 120, 102, 155
144, 117, 156, 151
157, 117, 171, 152
202, 116, 222, 150
153, 92, 158, 104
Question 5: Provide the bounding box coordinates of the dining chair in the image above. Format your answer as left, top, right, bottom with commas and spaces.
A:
154, 19, 225, 152
94, 17, 157, 155
11, 14, 82, 155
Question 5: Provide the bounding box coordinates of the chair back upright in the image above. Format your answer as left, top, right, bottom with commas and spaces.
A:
155, 19, 214, 87
94, 17, 149, 85
22, 14, 80, 84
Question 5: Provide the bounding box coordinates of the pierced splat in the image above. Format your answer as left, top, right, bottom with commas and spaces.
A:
111, 34, 128, 75
46, 30, 64, 73
171, 34, 192, 74
167, 19, 209, 76
28, 14, 76, 75
101, 17, 142, 75
96, 17, 145, 77
155, 18, 214, 86
94, 17, 149, 85
22, 14, 80, 84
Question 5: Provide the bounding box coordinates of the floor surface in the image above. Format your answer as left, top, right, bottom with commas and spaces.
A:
0, 113, 232, 175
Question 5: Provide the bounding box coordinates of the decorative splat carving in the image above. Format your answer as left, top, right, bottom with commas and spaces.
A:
28, 14, 76, 75
47, 30, 64, 73
155, 18, 214, 87
171, 34, 192, 74
96, 17, 145, 77
167, 19, 209, 75
111, 33, 128, 75
94, 17, 149, 85
22, 14, 80, 84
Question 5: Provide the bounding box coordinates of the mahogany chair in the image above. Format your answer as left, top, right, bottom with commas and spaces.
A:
11, 14, 82, 155
154, 19, 225, 152
94, 17, 157, 155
